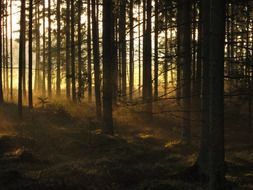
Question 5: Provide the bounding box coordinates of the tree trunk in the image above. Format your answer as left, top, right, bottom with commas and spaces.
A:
119, 0, 126, 98
5, 1, 9, 100
42, 0, 46, 96
28, 0, 33, 109
66, 0, 71, 100
196, 0, 210, 177
176, 1, 181, 105
102, 0, 114, 135
154, 0, 159, 99
34, 3, 40, 93
92, 0, 101, 118
195, 0, 201, 102
129, 0, 134, 100
164, 9, 168, 97
18, 0, 26, 117
56, 0, 61, 96
48, 0, 52, 98
138, 3, 141, 96
112, 11, 118, 104
178, 0, 192, 143
87, 0, 92, 102
208, 0, 225, 189
9, 0, 13, 101
77, 0, 82, 101
0, 0, 4, 103
71, 0, 76, 102
143, 0, 153, 118
22, 17, 26, 100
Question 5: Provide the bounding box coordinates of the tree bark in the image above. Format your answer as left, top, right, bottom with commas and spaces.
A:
208, 0, 225, 189
154, 0, 159, 99
71, 0, 76, 102
10, 0, 13, 101
66, 0, 71, 100
87, 0, 92, 102
28, 0, 33, 109
119, 0, 127, 98
42, 0, 46, 96
77, 0, 83, 101
18, 0, 26, 117
143, 0, 153, 118
0, 0, 4, 103
178, 0, 192, 143
197, 0, 210, 177
102, 0, 114, 135
56, 0, 61, 96
129, 0, 134, 100
92, 0, 101, 118
48, 0, 52, 98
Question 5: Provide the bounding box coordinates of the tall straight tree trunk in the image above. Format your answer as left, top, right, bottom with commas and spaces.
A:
71, 0, 76, 102
246, 1, 251, 131
102, 0, 114, 135
42, 0, 46, 96
2, 12, 6, 95
92, 0, 101, 118
112, 14, 118, 104
142, 0, 146, 99
138, 3, 141, 96
87, 0, 92, 102
208, 0, 225, 189
5, 1, 9, 100
176, 1, 181, 105
191, 0, 197, 97
48, 0, 52, 98
196, 0, 210, 177
129, 0, 134, 100
154, 0, 159, 99
34, 4, 39, 92
56, 0, 61, 96
10, 0, 13, 100
66, 0, 71, 99
36, 3, 41, 92
18, 0, 26, 117
28, 0, 33, 108
249, 2, 253, 133
195, 0, 201, 101
169, 16, 174, 86
22, 21, 26, 100
77, 0, 82, 101
2, 17, 6, 95
119, 0, 126, 98
0, 0, 3, 103
143, 0, 152, 118
164, 9, 168, 97
178, 0, 192, 143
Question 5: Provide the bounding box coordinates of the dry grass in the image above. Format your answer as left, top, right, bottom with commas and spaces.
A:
0, 100, 252, 189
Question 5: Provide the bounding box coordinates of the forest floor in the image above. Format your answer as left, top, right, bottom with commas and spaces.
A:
0, 99, 252, 190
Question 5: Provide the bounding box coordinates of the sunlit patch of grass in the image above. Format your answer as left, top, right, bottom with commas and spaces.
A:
138, 133, 154, 139
164, 140, 181, 149
186, 154, 198, 165
244, 173, 253, 177
5, 147, 24, 157
226, 175, 239, 182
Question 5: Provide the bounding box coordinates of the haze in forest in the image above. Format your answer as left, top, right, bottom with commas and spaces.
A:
0, 0, 253, 190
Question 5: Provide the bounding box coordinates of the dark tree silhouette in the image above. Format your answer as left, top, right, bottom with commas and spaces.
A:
18, 0, 26, 117
102, 0, 114, 135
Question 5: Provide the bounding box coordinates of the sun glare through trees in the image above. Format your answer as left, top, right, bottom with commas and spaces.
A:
0, 0, 252, 190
